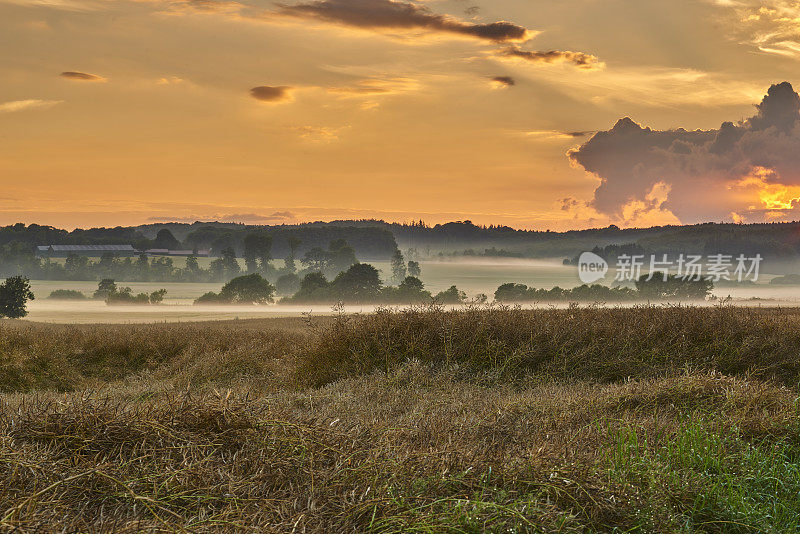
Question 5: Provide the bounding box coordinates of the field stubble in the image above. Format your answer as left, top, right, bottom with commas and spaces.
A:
1, 305, 800, 531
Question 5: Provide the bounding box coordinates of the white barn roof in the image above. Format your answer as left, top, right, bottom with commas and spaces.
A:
48, 244, 136, 252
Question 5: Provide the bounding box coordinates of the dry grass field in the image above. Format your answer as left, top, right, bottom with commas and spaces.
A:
2, 306, 800, 531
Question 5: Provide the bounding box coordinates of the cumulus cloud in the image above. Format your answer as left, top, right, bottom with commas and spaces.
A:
489, 75, 515, 88
568, 81, 800, 223
60, 71, 106, 82
273, 0, 532, 42
250, 85, 293, 102
0, 99, 61, 113
497, 46, 603, 70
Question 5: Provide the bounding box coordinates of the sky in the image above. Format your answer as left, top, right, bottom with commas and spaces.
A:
4, 0, 800, 230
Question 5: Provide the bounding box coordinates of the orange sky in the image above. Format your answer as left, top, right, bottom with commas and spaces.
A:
2, 0, 800, 230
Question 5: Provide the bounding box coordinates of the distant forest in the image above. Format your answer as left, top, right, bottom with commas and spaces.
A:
4, 218, 800, 280
133, 219, 800, 261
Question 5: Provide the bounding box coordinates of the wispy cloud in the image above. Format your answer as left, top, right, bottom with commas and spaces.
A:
0, 0, 105, 11
292, 125, 349, 142
0, 99, 61, 113
713, 1, 800, 59
60, 70, 106, 82
514, 129, 586, 141
327, 76, 420, 96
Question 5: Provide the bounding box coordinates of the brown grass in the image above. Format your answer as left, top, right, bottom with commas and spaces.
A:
296, 305, 800, 387
2, 306, 800, 531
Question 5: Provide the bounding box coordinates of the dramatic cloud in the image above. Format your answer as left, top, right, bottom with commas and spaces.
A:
489, 75, 515, 88
498, 46, 603, 70
0, 99, 61, 113
569, 82, 800, 223
274, 0, 532, 42
60, 71, 106, 82
250, 85, 293, 102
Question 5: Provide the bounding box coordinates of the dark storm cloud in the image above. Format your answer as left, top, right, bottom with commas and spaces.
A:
250, 85, 292, 102
60, 71, 106, 81
568, 82, 800, 222
498, 46, 602, 69
490, 75, 515, 87
274, 0, 531, 42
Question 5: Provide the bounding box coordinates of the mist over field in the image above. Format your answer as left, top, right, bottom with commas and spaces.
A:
17, 254, 800, 323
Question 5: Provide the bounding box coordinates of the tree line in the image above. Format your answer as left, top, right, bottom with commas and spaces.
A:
0, 223, 399, 280
494, 275, 713, 302
0, 230, 376, 284
1, 267, 716, 319
194, 268, 713, 306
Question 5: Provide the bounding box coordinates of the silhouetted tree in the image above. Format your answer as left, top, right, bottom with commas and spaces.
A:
135, 253, 149, 279
209, 247, 240, 281
106, 287, 150, 305
635, 274, 713, 300
301, 247, 329, 272
93, 279, 118, 300
299, 272, 329, 296
328, 239, 358, 273
285, 236, 302, 273
434, 285, 466, 304
276, 273, 301, 295
390, 249, 406, 283
219, 273, 275, 304
332, 263, 382, 301
408, 260, 421, 278
185, 255, 201, 278
392, 276, 431, 303
48, 289, 86, 300
153, 228, 181, 250
243, 232, 273, 272
149, 289, 167, 304
0, 276, 34, 318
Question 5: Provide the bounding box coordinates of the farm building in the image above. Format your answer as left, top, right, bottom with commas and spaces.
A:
36, 244, 138, 257
145, 249, 211, 257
